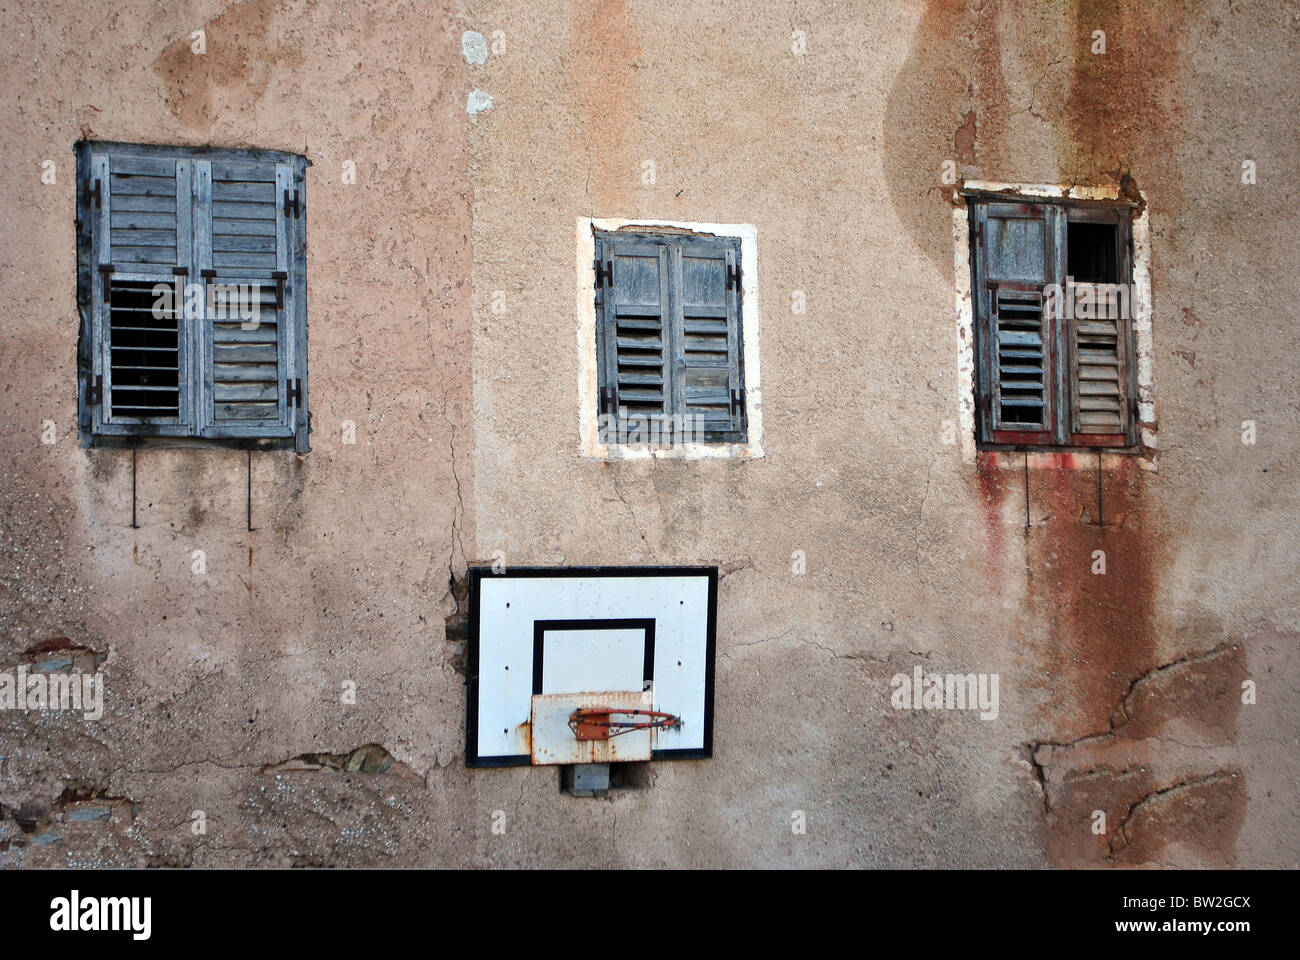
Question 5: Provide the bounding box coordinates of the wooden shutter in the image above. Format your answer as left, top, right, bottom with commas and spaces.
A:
674, 236, 746, 442
193, 159, 299, 439
87, 149, 194, 436
1067, 209, 1136, 446
595, 232, 747, 444
595, 234, 671, 440
973, 201, 1061, 446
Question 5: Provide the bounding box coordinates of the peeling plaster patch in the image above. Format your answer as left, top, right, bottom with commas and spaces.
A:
952, 181, 1157, 468
576, 217, 764, 461
461, 31, 489, 65
262, 743, 417, 778
467, 90, 494, 115
952, 207, 978, 464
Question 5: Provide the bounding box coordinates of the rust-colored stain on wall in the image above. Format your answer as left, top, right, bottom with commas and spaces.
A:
152, 0, 304, 134
1063, 0, 1193, 208
569, 0, 642, 212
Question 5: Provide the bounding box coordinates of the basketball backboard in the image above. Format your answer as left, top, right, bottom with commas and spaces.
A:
465, 566, 717, 767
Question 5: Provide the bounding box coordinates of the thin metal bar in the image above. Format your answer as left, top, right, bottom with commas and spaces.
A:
1023, 451, 1031, 528
131, 447, 139, 529
246, 448, 254, 532
1097, 450, 1104, 527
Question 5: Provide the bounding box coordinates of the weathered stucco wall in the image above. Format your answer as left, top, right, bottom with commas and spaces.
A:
1, 0, 1297, 867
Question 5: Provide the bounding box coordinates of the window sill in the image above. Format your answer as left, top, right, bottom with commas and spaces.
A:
977, 443, 1143, 456
82, 434, 307, 453
976, 447, 1157, 472
584, 439, 765, 461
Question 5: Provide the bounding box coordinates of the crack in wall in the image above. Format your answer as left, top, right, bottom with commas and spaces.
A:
1022, 640, 1241, 791
437, 391, 467, 582
1019, 640, 1248, 866
1106, 769, 1237, 860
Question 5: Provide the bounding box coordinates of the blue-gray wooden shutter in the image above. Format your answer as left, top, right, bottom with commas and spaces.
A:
674, 235, 746, 442
594, 231, 746, 444
595, 234, 671, 440
973, 200, 1061, 446
193, 158, 303, 442
87, 148, 195, 436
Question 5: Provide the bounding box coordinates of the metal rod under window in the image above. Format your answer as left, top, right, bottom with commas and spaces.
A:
1023, 452, 1031, 528
246, 449, 254, 533
1097, 450, 1104, 527
131, 447, 139, 530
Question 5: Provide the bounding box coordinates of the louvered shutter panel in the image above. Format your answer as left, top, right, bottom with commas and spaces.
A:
675, 236, 746, 442
1068, 212, 1135, 445
974, 201, 1060, 446
88, 149, 194, 435
596, 235, 670, 441
193, 159, 297, 439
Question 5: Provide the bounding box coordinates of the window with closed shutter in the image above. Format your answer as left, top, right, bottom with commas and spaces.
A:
594, 231, 746, 444
969, 195, 1138, 450
76, 142, 309, 451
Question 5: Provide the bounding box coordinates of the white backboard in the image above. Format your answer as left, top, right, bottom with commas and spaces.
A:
466, 567, 717, 767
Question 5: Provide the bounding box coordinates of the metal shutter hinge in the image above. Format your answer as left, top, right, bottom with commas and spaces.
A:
85, 178, 102, 208
727, 263, 742, 291
594, 259, 613, 288
287, 379, 303, 404
98, 264, 114, 303
88, 374, 103, 405
272, 270, 288, 310
283, 189, 300, 218
600, 386, 618, 415
729, 387, 746, 417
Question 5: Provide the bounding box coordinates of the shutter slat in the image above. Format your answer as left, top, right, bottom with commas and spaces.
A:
214, 382, 278, 402
211, 180, 276, 202
211, 160, 278, 182
213, 343, 278, 363
212, 201, 276, 221
110, 194, 176, 213
109, 174, 176, 197
213, 218, 277, 237
212, 234, 278, 253
215, 402, 278, 420
110, 229, 177, 247
111, 212, 176, 231
213, 251, 278, 269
